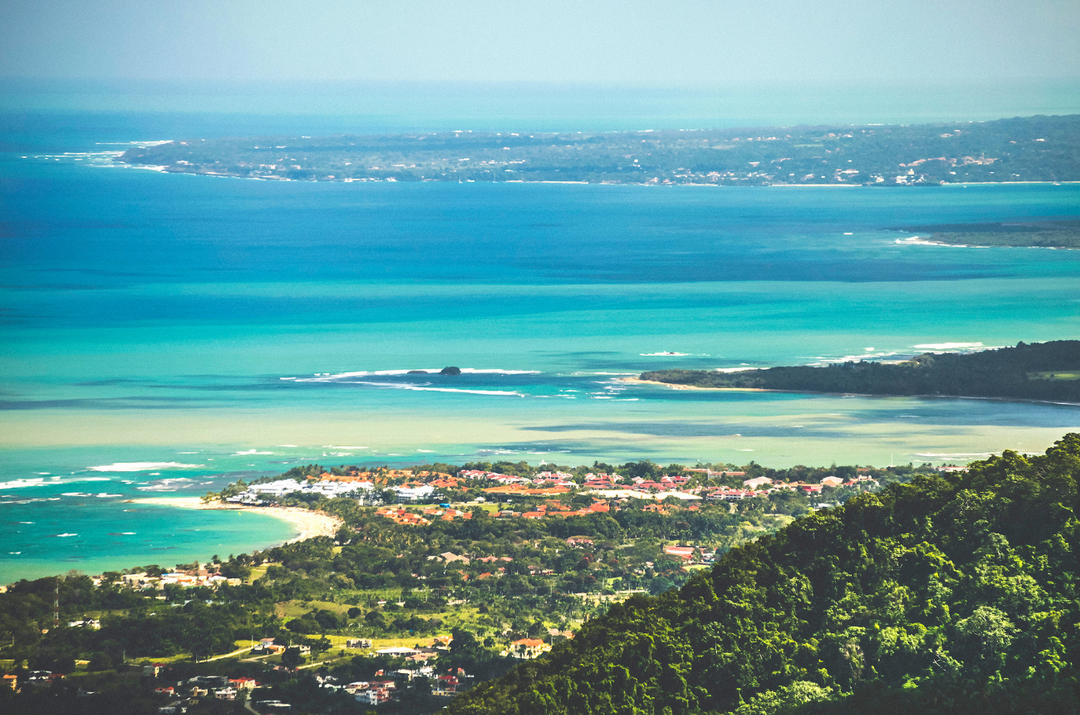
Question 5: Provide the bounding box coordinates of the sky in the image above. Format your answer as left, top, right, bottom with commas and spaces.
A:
2, 0, 1079, 86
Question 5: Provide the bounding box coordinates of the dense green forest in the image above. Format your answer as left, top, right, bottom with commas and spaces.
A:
447, 435, 1080, 715
116, 114, 1080, 187
641, 340, 1080, 402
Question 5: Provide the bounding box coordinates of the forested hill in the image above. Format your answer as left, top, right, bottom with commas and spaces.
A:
116, 114, 1080, 186
447, 436, 1080, 715
640, 340, 1080, 403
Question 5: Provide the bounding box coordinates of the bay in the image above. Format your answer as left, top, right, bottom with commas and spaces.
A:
2, 82, 1079, 582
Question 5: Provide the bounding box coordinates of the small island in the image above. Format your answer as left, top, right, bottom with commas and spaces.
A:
116, 114, 1080, 187
639, 340, 1080, 402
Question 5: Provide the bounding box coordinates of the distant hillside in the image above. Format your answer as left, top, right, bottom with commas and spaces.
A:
447, 435, 1080, 714
116, 114, 1080, 187
641, 340, 1080, 403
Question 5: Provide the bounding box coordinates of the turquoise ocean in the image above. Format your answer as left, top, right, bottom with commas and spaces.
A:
2, 80, 1079, 582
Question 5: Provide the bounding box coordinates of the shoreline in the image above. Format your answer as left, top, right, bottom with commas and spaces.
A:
92, 161, 1080, 188
127, 497, 343, 544
619, 377, 1080, 406
618, 376, 776, 392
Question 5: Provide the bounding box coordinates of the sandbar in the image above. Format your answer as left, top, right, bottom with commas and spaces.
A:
619, 377, 771, 392
127, 497, 343, 543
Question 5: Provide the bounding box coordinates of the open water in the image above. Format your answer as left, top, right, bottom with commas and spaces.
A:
2, 80, 1079, 582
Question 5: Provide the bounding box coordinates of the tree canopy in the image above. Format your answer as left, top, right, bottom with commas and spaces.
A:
447, 435, 1080, 714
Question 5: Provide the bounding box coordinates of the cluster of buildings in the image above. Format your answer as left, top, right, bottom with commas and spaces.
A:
224, 464, 884, 523
2, 671, 64, 692
511, 500, 610, 519
227, 478, 371, 504
227, 472, 446, 506
144, 672, 260, 709
375, 505, 472, 525
116, 565, 242, 591
316, 659, 474, 703
459, 470, 576, 488
124, 637, 485, 710
700, 474, 879, 501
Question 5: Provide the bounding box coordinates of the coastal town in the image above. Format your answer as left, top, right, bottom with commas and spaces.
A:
0, 455, 941, 714
224, 463, 884, 510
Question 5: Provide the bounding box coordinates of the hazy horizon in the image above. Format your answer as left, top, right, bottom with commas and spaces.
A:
2, 0, 1078, 87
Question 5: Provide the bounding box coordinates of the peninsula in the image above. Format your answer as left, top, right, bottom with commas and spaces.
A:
893, 218, 1080, 249
117, 114, 1080, 187
639, 340, 1080, 402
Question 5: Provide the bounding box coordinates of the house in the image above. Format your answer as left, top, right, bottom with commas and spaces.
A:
357, 679, 396, 705
358, 688, 391, 705
214, 687, 237, 700
190, 675, 229, 688
253, 643, 285, 655
28, 672, 62, 688
664, 545, 697, 561
3, 674, 17, 691
820, 476, 844, 488
742, 476, 773, 488
433, 674, 460, 696
67, 618, 101, 629
439, 552, 470, 564
509, 638, 550, 659
346, 638, 372, 649
143, 663, 165, 678
229, 677, 257, 691
407, 651, 438, 664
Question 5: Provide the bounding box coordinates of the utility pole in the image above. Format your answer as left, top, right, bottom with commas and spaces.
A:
54, 581, 59, 629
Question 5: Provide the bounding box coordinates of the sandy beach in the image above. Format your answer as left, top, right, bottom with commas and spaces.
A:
127, 497, 343, 544
619, 376, 772, 392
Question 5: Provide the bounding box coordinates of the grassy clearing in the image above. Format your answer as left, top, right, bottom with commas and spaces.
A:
1029, 371, 1080, 381
277, 599, 351, 618
247, 563, 271, 583
126, 652, 189, 665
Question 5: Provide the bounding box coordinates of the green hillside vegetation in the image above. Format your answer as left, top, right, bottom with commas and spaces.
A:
116, 114, 1080, 187
447, 435, 1080, 715
641, 340, 1080, 402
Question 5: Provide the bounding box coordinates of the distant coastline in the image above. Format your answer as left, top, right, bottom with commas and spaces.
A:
114, 114, 1080, 188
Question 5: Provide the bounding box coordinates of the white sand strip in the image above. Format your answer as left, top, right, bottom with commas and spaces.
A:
127, 497, 343, 543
